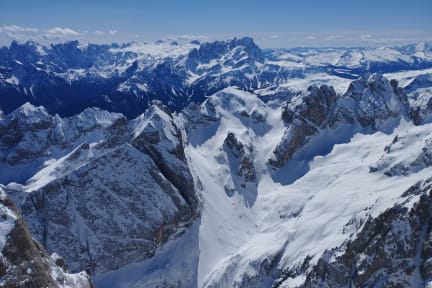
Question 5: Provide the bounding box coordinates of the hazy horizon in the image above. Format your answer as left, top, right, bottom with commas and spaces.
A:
1, 0, 431, 48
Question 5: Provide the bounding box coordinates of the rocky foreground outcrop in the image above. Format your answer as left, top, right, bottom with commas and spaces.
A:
303, 178, 432, 287
0, 187, 93, 288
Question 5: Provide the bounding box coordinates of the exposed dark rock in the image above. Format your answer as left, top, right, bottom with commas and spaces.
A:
272, 74, 409, 169
224, 132, 256, 183
303, 179, 432, 287
271, 85, 337, 168
99, 116, 130, 148
370, 131, 432, 176
0, 192, 92, 288
409, 96, 432, 126
0, 119, 24, 148
269, 121, 317, 169
331, 73, 407, 128
1, 102, 200, 276
132, 107, 198, 212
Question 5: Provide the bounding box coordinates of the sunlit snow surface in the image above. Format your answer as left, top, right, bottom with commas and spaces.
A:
186, 90, 431, 287
92, 86, 432, 287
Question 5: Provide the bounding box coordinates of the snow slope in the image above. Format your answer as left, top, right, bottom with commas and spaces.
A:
182, 88, 432, 287
93, 83, 432, 287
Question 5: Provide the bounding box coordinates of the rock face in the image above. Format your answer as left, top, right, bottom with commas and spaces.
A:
406, 74, 432, 125
332, 73, 408, 129
270, 73, 408, 169
224, 132, 256, 185
179, 77, 432, 287
132, 104, 198, 212
370, 127, 432, 176
0, 103, 123, 184
0, 188, 92, 288
270, 84, 337, 168
303, 178, 432, 288
1, 102, 198, 275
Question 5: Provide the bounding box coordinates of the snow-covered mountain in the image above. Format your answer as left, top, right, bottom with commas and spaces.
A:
0, 101, 199, 276
1, 38, 432, 287
1, 38, 432, 118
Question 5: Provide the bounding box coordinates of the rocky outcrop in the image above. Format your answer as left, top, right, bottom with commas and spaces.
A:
131, 104, 198, 212
270, 84, 337, 168
0, 104, 53, 165
8, 144, 193, 274
0, 37, 276, 118
332, 73, 407, 129
270, 73, 408, 169
224, 132, 256, 185
282, 85, 337, 127
370, 128, 432, 176
406, 74, 432, 125
2, 39, 431, 118
303, 179, 432, 288
1, 65, 431, 288
0, 188, 92, 288
0, 103, 123, 183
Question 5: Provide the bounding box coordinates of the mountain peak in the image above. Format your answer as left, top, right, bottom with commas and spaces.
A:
188, 36, 265, 66
11, 102, 49, 118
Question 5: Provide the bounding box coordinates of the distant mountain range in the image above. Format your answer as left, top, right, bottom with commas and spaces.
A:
1, 38, 431, 118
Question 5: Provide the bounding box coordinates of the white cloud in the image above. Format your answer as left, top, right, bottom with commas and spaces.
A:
0, 25, 124, 45
167, 34, 209, 42
360, 34, 373, 40
6, 32, 26, 41
0, 25, 80, 42
324, 35, 343, 41
270, 35, 280, 39
0, 25, 39, 33
0, 25, 144, 46
42, 27, 79, 40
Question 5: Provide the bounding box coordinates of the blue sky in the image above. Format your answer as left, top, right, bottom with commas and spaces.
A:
1, 0, 431, 47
